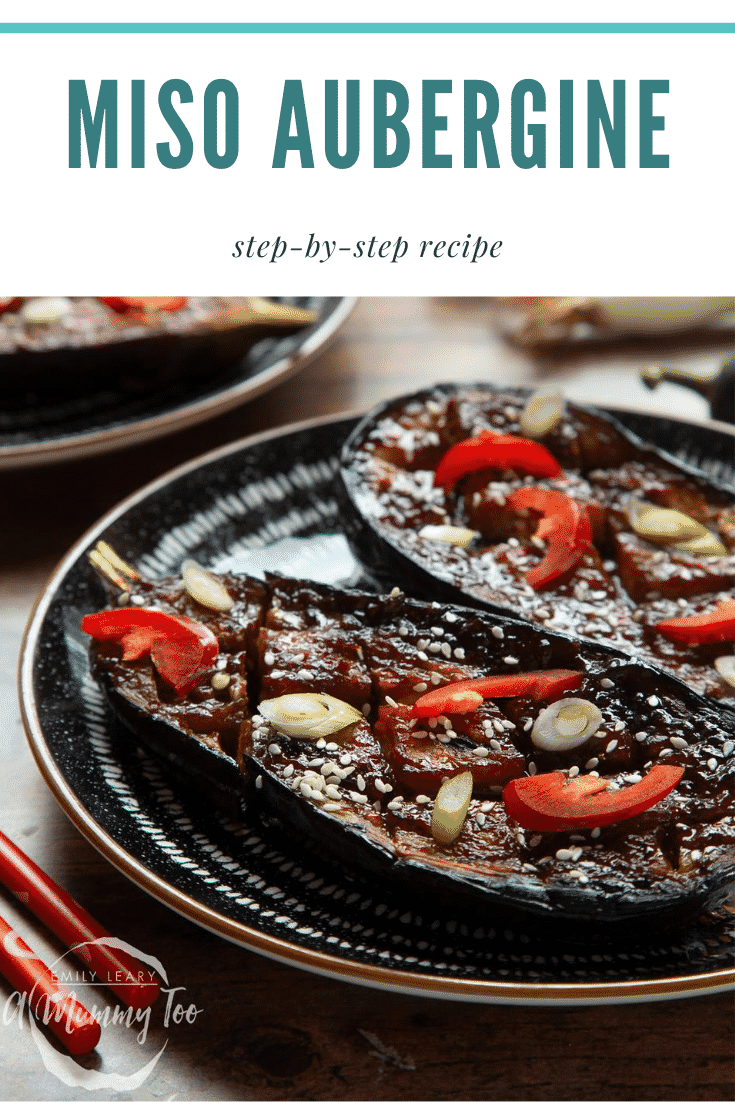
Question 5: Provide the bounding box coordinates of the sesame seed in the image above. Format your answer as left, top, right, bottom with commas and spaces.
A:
647, 695, 660, 707
635, 732, 647, 742
600, 678, 614, 689
362, 703, 371, 716
428, 718, 438, 729
440, 643, 452, 658
384, 697, 396, 709
568, 766, 580, 778
325, 785, 342, 800
670, 737, 688, 749
591, 827, 601, 839
323, 802, 342, 811
283, 764, 294, 778
352, 793, 369, 805
356, 775, 366, 792
529, 835, 542, 847
491, 626, 505, 639
528, 762, 538, 776
503, 656, 520, 665
386, 799, 403, 811
398, 625, 408, 637
454, 647, 466, 660
389, 587, 401, 597
723, 742, 734, 757
255, 775, 263, 789
412, 730, 428, 739
413, 682, 428, 693
523, 718, 533, 732
417, 639, 429, 651
490, 739, 502, 752
445, 612, 458, 623
340, 754, 353, 766
584, 758, 599, 769
605, 740, 618, 754
613, 720, 625, 732
416, 794, 431, 804
263, 651, 275, 666
326, 742, 340, 752
476, 813, 486, 827
268, 743, 282, 756
472, 746, 490, 758
316, 738, 327, 749
211, 671, 231, 690
431, 626, 445, 637
555, 848, 575, 861
658, 748, 674, 758
436, 733, 451, 744
708, 758, 718, 770
690, 849, 702, 861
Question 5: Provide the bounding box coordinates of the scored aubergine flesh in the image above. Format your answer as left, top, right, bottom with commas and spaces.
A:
338, 385, 735, 703
89, 571, 735, 927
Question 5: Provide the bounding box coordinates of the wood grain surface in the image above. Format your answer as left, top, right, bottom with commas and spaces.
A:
0, 298, 732, 1102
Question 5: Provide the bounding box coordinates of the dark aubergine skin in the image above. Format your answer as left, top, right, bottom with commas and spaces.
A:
90, 572, 735, 928
338, 383, 735, 703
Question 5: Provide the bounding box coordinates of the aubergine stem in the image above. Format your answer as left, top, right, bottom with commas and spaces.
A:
87, 542, 140, 592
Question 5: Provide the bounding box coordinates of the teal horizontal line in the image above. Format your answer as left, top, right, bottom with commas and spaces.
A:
0, 22, 732, 33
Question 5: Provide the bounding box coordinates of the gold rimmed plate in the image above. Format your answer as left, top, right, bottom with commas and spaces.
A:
19, 410, 735, 1005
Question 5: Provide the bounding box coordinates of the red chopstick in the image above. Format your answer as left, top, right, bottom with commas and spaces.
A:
0, 830, 159, 1011
0, 914, 101, 1054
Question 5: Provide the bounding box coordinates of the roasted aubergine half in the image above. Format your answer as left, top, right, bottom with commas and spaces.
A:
338, 383, 735, 704
83, 555, 735, 929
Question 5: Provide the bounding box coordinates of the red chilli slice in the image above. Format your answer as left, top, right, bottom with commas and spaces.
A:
82, 608, 218, 696
656, 601, 735, 646
433, 432, 563, 489
507, 487, 593, 589
411, 669, 583, 718
503, 764, 684, 832
100, 296, 188, 314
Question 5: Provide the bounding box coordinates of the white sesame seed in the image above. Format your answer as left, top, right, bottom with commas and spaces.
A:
352, 793, 369, 805
263, 651, 275, 666
490, 739, 502, 752
658, 748, 674, 758
325, 785, 342, 800
356, 775, 366, 792
669, 737, 688, 749
387, 799, 403, 811
454, 647, 466, 660
389, 587, 401, 597
690, 849, 702, 861
436, 733, 451, 744
416, 794, 431, 804
613, 720, 626, 732
283, 764, 294, 778
428, 718, 438, 729
323, 802, 342, 811
340, 754, 353, 766
491, 626, 505, 639
503, 656, 520, 665
413, 682, 428, 693
398, 625, 408, 637
476, 813, 486, 827
556, 848, 575, 861
326, 742, 340, 752
591, 827, 601, 839
417, 650, 428, 661
605, 740, 618, 754
585, 758, 599, 769
445, 612, 458, 622
723, 741, 734, 757
362, 703, 371, 716
523, 718, 533, 732
472, 746, 490, 758
417, 639, 430, 650
600, 678, 614, 689
568, 766, 580, 778
647, 695, 660, 707
635, 732, 647, 742
316, 738, 327, 749
385, 695, 398, 708
440, 643, 452, 658
708, 758, 718, 770
431, 626, 445, 637
255, 775, 263, 789
529, 834, 542, 847
528, 762, 538, 776
268, 743, 282, 756
211, 671, 231, 690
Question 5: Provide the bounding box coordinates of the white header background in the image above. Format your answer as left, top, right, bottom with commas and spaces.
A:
1, 22, 732, 294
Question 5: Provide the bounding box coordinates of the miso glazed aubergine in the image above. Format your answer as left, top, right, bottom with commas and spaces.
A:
82, 549, 735, 929
338, 383, 735, 704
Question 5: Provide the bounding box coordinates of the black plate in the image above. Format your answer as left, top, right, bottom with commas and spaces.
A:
20, 410, 735, 1005
0, 297, 353, 469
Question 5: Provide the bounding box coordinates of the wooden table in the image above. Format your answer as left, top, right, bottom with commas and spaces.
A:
0, 298, 733, 1101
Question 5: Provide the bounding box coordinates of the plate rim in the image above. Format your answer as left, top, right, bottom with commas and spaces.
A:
19, 406, 735, 1006
0, 297, 356, 470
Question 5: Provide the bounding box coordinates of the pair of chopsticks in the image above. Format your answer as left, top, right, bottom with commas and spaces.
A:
0, 830, 160, 1055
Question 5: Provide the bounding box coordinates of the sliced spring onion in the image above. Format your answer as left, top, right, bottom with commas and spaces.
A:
519, 387, 566, 439
431, 771, 473, 844
418, 525, 479, 548
258, 693, 363, 739
181, 560, 234, 612
714, 656, 735, 689
531, 697, 603, 752
626, 503, 707, 545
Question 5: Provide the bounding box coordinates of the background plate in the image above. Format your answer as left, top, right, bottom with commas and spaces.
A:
20, 409, 735, 1005
0, 297, 353, 469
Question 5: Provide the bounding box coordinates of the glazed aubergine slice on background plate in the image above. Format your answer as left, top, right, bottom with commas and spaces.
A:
337, 382, 735, 705
84, 563, 735, 931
